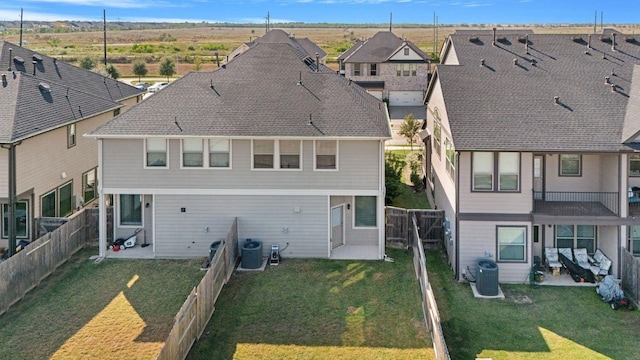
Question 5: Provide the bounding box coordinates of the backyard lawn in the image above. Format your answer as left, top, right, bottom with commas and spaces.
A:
0, 247, 205, 360
426, 249, 640, 360
187, 247, 434, 360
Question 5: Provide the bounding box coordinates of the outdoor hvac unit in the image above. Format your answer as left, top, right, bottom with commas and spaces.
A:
476, 258, 499, 296
241, 239, 263, 269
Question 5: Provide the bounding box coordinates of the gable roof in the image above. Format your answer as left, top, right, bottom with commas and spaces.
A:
247, 29, 326, 59
341, 31, 430, 63
433, 32, 640, 152
0, 41, 139, 143
90, 43, 391, 139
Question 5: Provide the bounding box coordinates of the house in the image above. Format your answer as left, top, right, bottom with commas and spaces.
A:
424, 29, 640, 283
338, 31, 431, 112
226, 29, 327, 65
0, 41, 142, 253
88, 41, 391, 261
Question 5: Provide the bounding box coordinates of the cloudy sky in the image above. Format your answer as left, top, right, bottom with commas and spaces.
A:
0, 0, 638, 25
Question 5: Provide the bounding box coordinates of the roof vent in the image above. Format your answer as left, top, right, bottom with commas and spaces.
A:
611, 84, 617, 93
480, 58, 485, 66
32, 61, 37, 75
8, 48, 12, 71
38, 82, 51, 93
468, 36, 482, 45
492, 27, 497, 46
588, 34, 592, 49
605, 76, 611, 84
612, 33, 617, 51
553, 96, 559, 104
513, 59, 518, 66
33, 54, 43, 62
13, 56, 24, 65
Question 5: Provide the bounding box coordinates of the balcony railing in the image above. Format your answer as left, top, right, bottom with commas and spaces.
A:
533, 191, 619, 217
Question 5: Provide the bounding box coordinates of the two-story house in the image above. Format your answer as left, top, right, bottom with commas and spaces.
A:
88, 41, 391, 261
338, 31, 431, 109
425, 29, 640, 283
227, 29, 327, 65
0, 41, 141, 253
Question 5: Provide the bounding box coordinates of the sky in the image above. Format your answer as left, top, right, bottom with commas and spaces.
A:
0, 1, 639, 25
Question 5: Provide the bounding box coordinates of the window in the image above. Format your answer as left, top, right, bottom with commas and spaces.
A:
209, 139, 230, 168
631, 155, 640, 177
120, 194, 142, 226
339, 60, 345, 72
433, 108, 442, 159
497, 226, 526, 261
411, 64, 417, 76
2, 201, 28, 238
396, 64, 402, 76
182, 138, 204, 167
353, 63, 361, 76
253, 140, 274, 169
354, 196, 376, 227
499, 152, 519, 191
556, 225, 596, 254
41, 190, 56, 217
315, 140, 337, 170
404, 48, 410, 56
560, 154, 581, 176
146, 138, 167, 167
370, 63, 377, 76
445, 138, 455, 179
67, 123, 76, 148
113, 108, 120, 116
83, 168, 97, 204
628, 226, 640, 255
473, 152, 493, 190
280, 140, 300, 169
403, 63, 410, 76
58, 182, 73, 217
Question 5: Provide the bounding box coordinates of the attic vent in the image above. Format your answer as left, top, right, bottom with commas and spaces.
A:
13, 56, 24, 64
571, 36, 587, 45
38, 82, 51, 93
468, 36, 481, 44
496, 37, 509, 44
303, 57, 314, 65
33, 54, 43, 62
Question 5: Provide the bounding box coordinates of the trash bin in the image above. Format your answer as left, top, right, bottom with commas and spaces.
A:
208, 240, 222, 264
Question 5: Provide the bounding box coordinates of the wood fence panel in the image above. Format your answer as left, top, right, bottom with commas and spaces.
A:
622, 250, 640, 307
385, 206, 409, 248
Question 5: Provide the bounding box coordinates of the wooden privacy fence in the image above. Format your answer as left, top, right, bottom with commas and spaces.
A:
157, 218, 239, 360
621, 250, 640, 307
386, 207, 445, 248
411, 214, 450, 360
0, 208, 96, 316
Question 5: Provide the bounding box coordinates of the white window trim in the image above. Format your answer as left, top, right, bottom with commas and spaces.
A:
252, 140, 303, 171
208, 139, 233, 170
144, 138, 169, 169
2, 201, 29, 239
313, 140, 339, 171
117, 194, 144, 228
180, 138, 205, 169
352, 195, 378, 229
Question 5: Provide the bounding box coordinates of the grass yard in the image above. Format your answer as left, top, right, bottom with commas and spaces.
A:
0, 247, 205, 360
426, 249, 640, 360
187, 247, 434, 360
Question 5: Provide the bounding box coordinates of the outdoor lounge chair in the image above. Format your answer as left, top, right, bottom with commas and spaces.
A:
573, 248, 591, 270
544, 247, 561, 272
558, 248, 573, 266
590, 249, 612, 278
559, 252, 596, 283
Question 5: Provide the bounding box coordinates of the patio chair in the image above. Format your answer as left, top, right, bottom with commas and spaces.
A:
544, 247, 561, 272
558, 248, 573, 265
590, 249, 612, 277
573, 248, 591, 270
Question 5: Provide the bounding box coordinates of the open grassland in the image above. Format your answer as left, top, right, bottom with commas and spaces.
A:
0, 247, 205, 360
5, 24, 640, 77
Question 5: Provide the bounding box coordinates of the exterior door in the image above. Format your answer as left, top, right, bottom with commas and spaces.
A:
533, 155, 544, 200
331, 205, 344, 249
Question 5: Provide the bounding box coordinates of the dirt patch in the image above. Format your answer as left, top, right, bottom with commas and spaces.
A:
512, 294, 534, 304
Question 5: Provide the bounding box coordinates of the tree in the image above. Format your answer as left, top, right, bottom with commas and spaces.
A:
159, 57, 175, 81
385, 152, 405, 205
79, 56, 95, 70
398, 113, 422, 151
132, 60, 148, 82
105, 64, 120, 79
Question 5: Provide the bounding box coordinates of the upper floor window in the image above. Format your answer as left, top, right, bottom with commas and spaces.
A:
315, 140, 337, 170
146, 138, 167, 167
114, 108, 121, 117
182, 138, 204, 167
339, 60, 345, 72
253, 140, 274, 169
433, 108, 442, 159
559, 154, 581, 176
411, 63, 417, 76
445, 138, 455, 180
353, 63, 361, 76
631, 154, 640, 177
473, 152, 493, 190
404, 48, 410, 56
253, 140, 302, 170
499, 152, 519, 191
403, 64, 410, 76
67, 123, 76, 148
370, 63, 377, 76
209, 139, 230, 168
472, 152, 520, 192
279, 140, 300, 169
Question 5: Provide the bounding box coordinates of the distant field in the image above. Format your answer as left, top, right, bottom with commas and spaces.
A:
4, 24, 640, 77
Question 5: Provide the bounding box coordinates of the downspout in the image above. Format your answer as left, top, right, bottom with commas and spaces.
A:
98, 138, 107, 260
379, 139, 386, 260
454, 151, 460, 280
2, 142, 19, 257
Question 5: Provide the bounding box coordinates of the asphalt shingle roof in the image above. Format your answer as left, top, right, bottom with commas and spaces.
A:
341, 31, 430, 63
249, 29, 326, 59
0, 41, 141, 142
435, 32, 640, 152
90, 43, 391, 139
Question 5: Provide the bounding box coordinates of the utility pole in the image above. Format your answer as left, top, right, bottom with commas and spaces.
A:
103, 9, 107, 66
19, 8, 23, 47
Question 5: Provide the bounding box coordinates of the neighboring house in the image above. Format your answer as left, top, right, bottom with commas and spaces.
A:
227, 29, 327, 65
424, 29, 640, 283
338, 31, 431, 108
88, 42, 391, 261
0, 41, 142, 251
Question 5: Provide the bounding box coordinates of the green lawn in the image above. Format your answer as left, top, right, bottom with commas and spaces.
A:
0, 247, 205, 360
187, 248, 434, 360
426, 249, 640, 360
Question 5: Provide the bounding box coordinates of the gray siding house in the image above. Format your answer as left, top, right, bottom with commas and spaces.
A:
0, 41, 141, 252
89, 42, 391, 261
425, 29, 640, 283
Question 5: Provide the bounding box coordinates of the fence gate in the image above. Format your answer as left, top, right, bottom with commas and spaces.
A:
385, 206, 409, 248
414, 210, 445, 248
385, 207, 445, 248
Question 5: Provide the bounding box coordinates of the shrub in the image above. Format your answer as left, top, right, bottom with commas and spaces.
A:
410, 171, 424, 192
385, 153, 405, 204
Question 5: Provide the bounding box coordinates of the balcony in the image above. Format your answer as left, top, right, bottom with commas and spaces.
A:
533, 191, 619, 217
